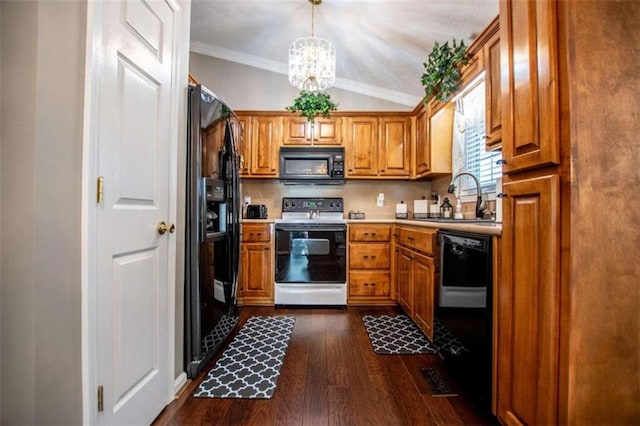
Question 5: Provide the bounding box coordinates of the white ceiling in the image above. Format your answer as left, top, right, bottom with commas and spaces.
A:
190, 0, 499, 106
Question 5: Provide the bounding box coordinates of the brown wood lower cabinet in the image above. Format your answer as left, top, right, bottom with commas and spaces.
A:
238, 223, 273, 305
393, 226, 438, 341
412, 252, 436, 340
348, 223, 394, 305
497, 174, 559, 425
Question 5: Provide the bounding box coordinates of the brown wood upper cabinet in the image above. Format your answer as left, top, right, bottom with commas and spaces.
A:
201, 119, 225, 178
283, 115, 343, 146
345, 116, 379, 176
237, 114, 282, 177
483, 18, 502, 149
379, 116, 412, 177
500, 2, 559, 173
345, 115, 411, 178
236, 115, 251, 175
413, 100, 453, 179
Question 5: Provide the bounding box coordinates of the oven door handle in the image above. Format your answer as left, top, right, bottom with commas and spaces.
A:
276, 225, 346, 232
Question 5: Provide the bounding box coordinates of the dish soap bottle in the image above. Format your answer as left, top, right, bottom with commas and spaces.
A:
454, 197, 464, 219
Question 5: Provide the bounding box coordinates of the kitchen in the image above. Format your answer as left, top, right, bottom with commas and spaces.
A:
1, 1, 639, 426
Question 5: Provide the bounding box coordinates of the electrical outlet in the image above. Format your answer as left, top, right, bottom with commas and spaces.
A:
244, 195, 251, 205
376, 193, 384, 207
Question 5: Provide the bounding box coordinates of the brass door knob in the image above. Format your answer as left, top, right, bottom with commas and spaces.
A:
157, 221, 175, 235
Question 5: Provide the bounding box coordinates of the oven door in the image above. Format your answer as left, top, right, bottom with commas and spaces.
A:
275, 223, 347, 283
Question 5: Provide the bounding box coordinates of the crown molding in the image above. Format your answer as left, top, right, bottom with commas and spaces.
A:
190, 41, 421, 107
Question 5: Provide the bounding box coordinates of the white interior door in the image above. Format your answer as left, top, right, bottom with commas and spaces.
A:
86, 0, 185, 424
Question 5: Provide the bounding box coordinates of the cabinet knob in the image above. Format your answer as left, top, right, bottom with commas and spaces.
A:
371, 255, 376, 259
496, 159, 507, 165
363, 255, 369, 259
496, 193, 508, 198
364, 232, 369, 235
371, 233, 376, 236
264, 247, 269, 251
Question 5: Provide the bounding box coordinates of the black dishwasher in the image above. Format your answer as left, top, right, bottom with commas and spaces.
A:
437, 230, 493, 411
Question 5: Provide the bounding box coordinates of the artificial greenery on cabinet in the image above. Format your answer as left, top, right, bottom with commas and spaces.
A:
286, 91, 338, 122
421, 39, 470, 102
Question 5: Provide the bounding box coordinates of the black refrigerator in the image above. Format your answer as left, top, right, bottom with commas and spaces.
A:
185, 84, 241, 378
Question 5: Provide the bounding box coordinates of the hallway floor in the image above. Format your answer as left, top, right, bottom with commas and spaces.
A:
153, 306, 496, 425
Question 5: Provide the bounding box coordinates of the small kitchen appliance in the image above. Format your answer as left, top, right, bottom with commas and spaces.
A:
246, 204, 268, 219
279, 147, 345, 184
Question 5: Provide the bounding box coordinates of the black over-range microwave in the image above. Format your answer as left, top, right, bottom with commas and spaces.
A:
279, 146, 345, 184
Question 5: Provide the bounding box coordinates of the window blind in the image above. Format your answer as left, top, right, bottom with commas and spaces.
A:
459, 81, 502, 196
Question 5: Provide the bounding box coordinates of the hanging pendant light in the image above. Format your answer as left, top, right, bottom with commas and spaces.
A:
288, 0, 336, 92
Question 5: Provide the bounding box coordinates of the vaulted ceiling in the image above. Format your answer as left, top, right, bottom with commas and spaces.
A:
190, 0, 499, 107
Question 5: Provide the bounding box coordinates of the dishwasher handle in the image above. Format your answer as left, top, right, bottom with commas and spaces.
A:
451, 244, 465, 256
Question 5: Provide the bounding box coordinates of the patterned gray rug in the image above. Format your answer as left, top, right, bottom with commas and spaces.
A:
362, 315, 436, 354
194, 315, 295, 399
362, 315, 467, 355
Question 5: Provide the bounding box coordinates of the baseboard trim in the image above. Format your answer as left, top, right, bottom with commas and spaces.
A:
174, 372, 189, 397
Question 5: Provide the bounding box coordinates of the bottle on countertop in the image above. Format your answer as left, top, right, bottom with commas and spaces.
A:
440, 197, 453, 219
429, 191, 440, 218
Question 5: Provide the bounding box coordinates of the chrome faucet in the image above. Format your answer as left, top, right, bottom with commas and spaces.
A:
448, 171, 486, 219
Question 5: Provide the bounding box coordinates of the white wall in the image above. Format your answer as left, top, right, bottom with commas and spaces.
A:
1, 1, 86, 424
189, 52, 414, 112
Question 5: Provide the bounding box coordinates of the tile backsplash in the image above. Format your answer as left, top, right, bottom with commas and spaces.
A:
242, 179, 434, 219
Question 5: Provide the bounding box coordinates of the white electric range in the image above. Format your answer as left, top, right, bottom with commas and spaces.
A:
274, 197, 347, 306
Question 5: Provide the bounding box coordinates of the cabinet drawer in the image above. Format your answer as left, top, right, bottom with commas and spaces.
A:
241, 223, 270, 242
349, 271, 390, 297
349, 243, 390, 268
398, 227, 437, 255
349, 224, 391, 242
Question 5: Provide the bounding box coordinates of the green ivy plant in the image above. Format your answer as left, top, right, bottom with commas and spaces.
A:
421, 39, 470, 102
286, 91, 338, 122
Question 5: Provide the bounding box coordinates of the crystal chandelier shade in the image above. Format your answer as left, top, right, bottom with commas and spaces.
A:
288, 0, 336, 92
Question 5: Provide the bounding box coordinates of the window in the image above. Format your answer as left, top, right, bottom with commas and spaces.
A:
454, 80, 502, 199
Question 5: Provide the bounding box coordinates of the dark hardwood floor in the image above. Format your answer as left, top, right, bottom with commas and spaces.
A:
154, 306, 496, 426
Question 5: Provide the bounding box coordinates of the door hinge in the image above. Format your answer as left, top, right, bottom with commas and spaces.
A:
97, 176, 104, 204
97, 385, 104, 412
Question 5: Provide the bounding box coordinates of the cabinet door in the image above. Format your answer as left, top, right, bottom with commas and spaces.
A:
250, 116, 281, 176
379, 116, 411, 177
414, 106, 430, 177
345, 117, 379, 176
427, 103, 453, 175
500, 0, 559, 173
240, 243, 273, 303
413, 252, 435, 341
313, 116, 343, 145
395, 247, 414, 316
236, 115, 251, 175
283, 116, 311, 145
201, 120, 224, 178
484, 28, 502, 149
497, 174, 560, 426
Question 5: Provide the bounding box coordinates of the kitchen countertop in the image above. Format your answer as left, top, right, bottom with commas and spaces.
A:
242, 218, 275, 224
348, 218, 502, 236
241, 218, 501, 235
